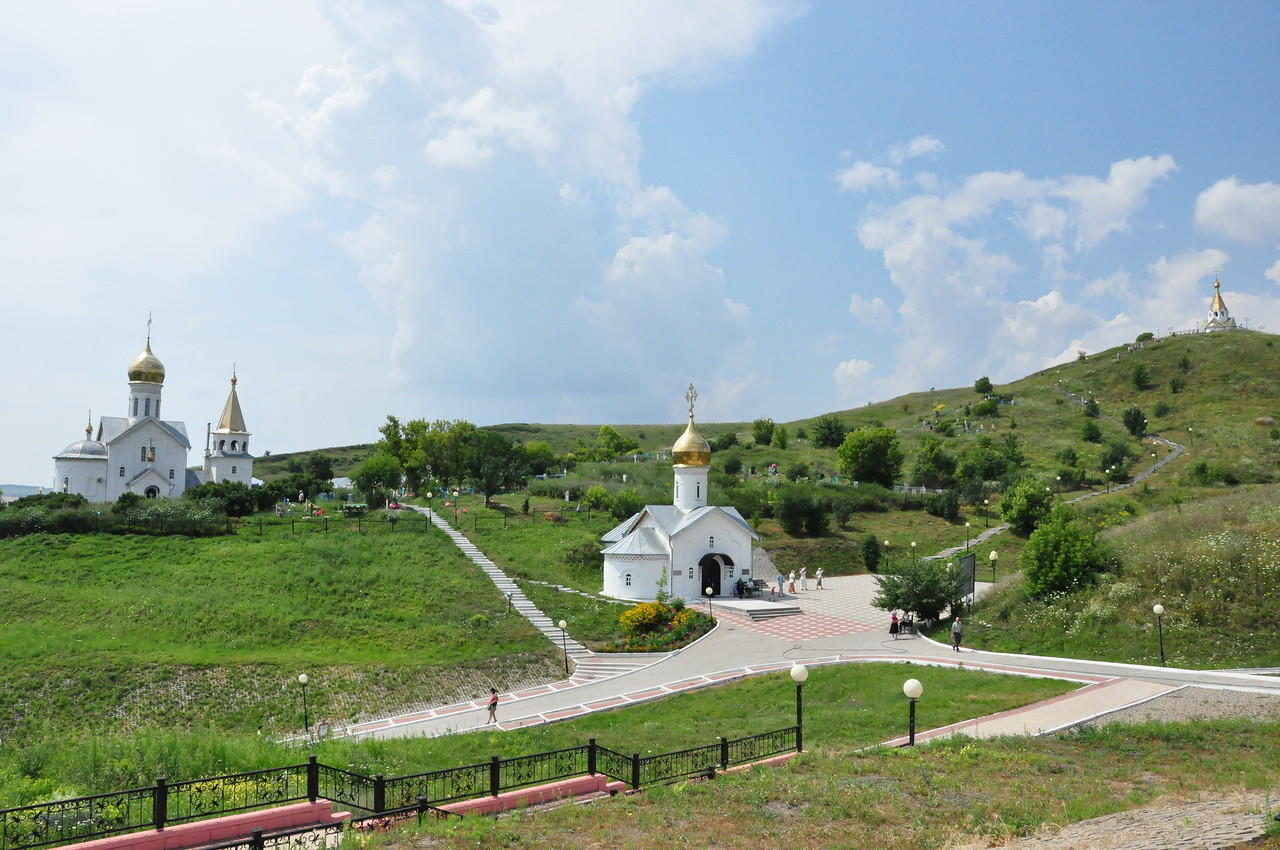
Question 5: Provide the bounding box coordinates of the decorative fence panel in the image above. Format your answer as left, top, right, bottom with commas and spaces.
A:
0, 727, 798, 849
166, 765, 309, 824
0, 786, 155, 850
382, 761, 490, 808
726, 727, 797, 767
638, 743, 722, 786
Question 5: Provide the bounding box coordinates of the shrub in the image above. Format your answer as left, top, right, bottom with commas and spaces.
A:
584, 485, 609, 510
803, 498, 831, 536
832, 498, 854, 529
1122, 407, 1146, 437
1153, 401, 1170, 418
861, 535, 882, 571
871, 558, 966, 621
712, 431, 738, 451
563, 540, 602, 574
772, 425, 789, 449
608, 488, 644, 521
836, 427, 904, 487
618, 601, 673, 635
777, 491, 810, 536
785, 462, 809, 482
972, 399, 999, 417
1000, 478, 1056, 537
722, 455, 743, 476
924, 490, 960, 520
1081, 420, 1103, 443
810, 415, 848, 449
1020, 510, 1112, 598
1083, 398, 1100, 418
751, 418, 775, 446
1132, 364, 1152, 391
1135, 331, 1154, 342
974, 376, 994, 394
1169, 375, 1186, 394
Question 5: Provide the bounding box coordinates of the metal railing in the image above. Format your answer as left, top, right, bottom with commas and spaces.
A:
0, 728, 799, 850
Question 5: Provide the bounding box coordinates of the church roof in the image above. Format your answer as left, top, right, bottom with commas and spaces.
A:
602, 504, 758, 544
127, 340, 166, 384
100, 416, 192, 450
671, 383, 711, 467
53, 439, 107, 460
215, 375, 248, 433
601, 526, 669, 557
1210, 279, 1228, 313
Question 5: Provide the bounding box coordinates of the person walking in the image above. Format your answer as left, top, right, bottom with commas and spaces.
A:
951, 617, 963, 652
486, 688, 499, 723
788, 571, 796, 593
890, 612, 900, 640
777, 572, 785, 595
799, 567, 808, 591
815, 567, 824, 590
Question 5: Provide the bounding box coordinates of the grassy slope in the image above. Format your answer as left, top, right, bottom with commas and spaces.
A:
0, 529, 558, 736
967, 483, 1280, 668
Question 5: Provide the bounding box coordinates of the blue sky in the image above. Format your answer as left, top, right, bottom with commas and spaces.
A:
4, 1, 1280, 486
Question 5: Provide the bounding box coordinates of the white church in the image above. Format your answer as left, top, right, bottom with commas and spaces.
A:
52, 334, 254, 502
600, 385, 757, 601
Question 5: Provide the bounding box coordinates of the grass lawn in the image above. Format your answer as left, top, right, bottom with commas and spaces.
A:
0, 530, 559, 738
0, 661, 1073, 806
392, 718, 1280, 849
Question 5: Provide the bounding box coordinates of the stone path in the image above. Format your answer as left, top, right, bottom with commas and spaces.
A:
412, 507, 590, 663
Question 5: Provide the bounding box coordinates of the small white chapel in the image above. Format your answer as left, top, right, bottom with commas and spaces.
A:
600, 385, 757, 601
51, 332, 254, 502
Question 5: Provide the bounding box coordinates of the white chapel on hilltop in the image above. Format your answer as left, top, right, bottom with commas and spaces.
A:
1203, 278, 1238, 331
600, 385, 757, 601
52, 333, 254, 502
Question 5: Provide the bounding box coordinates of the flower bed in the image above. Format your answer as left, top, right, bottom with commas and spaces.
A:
603, 599, 714, 652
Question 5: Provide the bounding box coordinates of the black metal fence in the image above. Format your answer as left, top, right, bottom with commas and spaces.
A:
0, 730, 798, 850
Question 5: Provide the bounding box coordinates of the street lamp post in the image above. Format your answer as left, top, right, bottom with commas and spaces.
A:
883, 540, 891, 571
982, 498, 990, 529
909, 541, 917, 563
1055, 475, 1062, 495
902, 679, 923, 746
297, 673, 310, 732
1152, 604, 1166, 665
425, 491, 433, 517
558, 619, 570, 676
1106, 466, 1115, 493
989, 550, 998, 584
790, 663, 808, 752
453, 489, 460, 523
705, 586, 714, 616
964, 522, 971, 552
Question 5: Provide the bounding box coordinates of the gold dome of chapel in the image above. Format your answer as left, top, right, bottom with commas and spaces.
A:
127, 340, 166, 384
671, 383, 711, 467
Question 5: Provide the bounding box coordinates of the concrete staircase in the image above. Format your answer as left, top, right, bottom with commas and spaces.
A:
745, 605, 802, 622
568, 653, 666, 685
415, 507, 592, 665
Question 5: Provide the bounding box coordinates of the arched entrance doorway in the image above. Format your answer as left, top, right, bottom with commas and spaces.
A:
144, 486, 160, 499
698, 553, 734, 597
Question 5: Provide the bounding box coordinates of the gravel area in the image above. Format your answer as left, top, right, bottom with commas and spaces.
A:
1071, 686, 1280, 729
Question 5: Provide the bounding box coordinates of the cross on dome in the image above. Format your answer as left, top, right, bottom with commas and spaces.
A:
686, 383, 698, 419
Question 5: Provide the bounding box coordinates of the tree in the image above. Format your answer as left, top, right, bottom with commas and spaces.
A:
836, 427, 904, 488
1169, 376, 1185, 394
712, 431, 738, 451
1081, 420, 1103, 443
585, 485, 609, 509
861, 534, 882, 571
722, 455, 743, 475
871, 558, 966, 622
1083, 398, 1100, 418
1000, 478, 1056, 537
1056, 446, 1079, 467
1021, 510, 1112, 598
1131, 363, 1152, 391
973, 376, 994, 394
1135, 331, 1154, 342
810, 415, 848, 449
777, 491, 810, 536
772, 424, 789, 449
1122, 407, 1146, 438
523, 441, 557, 476
784, 461, 810, 481
1099, 440, 1133, 479
351, 452, 402, 506
466, 430, 528, 506
596, 425, 639, 459
999, 432, 1025, 471
303, 452, 334, 483
1178, 353, 1192, 373
751, 418, 776, 447
608, 488, 645, 521
909, 436, 957, 489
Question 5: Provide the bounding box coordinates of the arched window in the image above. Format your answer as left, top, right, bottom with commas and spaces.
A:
140, 446, 147, 462
231, 441, 237, 451
119, 466, 125, 477
133, 398, 138, 416
696, 483, 701, 499
219, 440, 225, 450
155, 401, 160, 418
242, 440, 248, 452
169, 469, 174, 480
231, 466, 237, 474
144, 398, 151, 417
624, 573, 632, 587
63, 477, 69, 487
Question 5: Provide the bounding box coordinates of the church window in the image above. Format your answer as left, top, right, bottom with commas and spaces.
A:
119, 466, 125, 477
219, 440, 226, 450
63, 477, 69, 487
144, 398, 151, 417
709, 535, 715, 548
624, 573, 632, 587
231, 440, 238, 451
155, 401, 160, 418
140, 446, 147, 462
696, 483, 700, 499
133, 398, 138, 416
169, 469, 174, 480
231, 466, 237, 474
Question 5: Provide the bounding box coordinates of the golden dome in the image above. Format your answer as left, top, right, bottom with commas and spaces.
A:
672, 383, 711, 466
127, 341, 165, 384
1210, 279, 1227, 313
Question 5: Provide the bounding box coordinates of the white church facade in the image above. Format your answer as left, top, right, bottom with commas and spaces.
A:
1203, 279, 1237, 331
52, 335, 254, 502
600, 386, 757, 601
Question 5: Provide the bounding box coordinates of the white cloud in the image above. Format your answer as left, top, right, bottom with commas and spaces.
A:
1194, 177, 1280, 243
848, 294, 892, 324
1017, 202, 1068, 242
836, 161, 900, 193
1053, 155, 1178, 251
833, 359, 873, 394
1266, 260, 1280, 286
423, 86, 557, 167
888, 135, 944, 165
1082, 270, 1132, 299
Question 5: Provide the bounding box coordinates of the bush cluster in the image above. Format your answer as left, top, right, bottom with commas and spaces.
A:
608, 600, 713, 652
